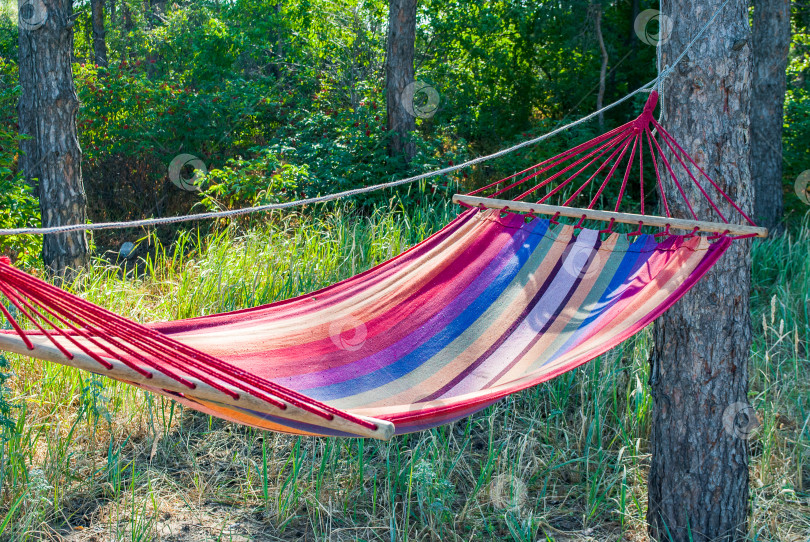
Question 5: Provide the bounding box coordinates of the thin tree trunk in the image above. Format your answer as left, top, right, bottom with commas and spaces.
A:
18, 0, 89, 278
386, 0, 417, 162
594, 3, 608, 132
90, 0, 107, 66
751, 0, 790, 234
648, 1, 753, 541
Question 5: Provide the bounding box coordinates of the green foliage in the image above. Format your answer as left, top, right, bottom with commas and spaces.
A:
0, 12, 15, 61
0, 0, 807, 241
48, 0, 668, 229
0, 355, 16, 443
0, 57, 41, 265
201, 149, 304, 208
75, 60, 275, 166
417, 0, 658, 143
784, 19, 810, 213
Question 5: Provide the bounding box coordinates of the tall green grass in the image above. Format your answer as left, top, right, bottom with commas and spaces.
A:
0, 202, 807, 541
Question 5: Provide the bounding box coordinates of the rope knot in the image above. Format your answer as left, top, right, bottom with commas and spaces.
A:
636, 90, 659, 129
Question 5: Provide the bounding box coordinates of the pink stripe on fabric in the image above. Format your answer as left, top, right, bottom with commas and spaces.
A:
151, 209, 480, 333
223, 214, 530, 377
437, 229, 600, 398
368, 238, 730, 426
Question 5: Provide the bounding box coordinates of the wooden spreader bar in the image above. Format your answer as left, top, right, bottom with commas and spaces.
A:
453, 195, 769, 238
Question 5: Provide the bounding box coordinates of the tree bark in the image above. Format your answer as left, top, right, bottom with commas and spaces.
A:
18, 0, 89, 278
90, 0, 108, 66
648, 1, 753, 541
751, 0, 790, 234
386, 0, 417, 162
593, 3, 608, 132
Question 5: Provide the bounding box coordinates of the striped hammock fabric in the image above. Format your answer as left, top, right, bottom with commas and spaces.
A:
0, 91, 757, 439
0, 209, 731, 439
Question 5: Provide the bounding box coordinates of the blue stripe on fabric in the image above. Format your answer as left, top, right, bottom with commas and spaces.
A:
575, 233, 658, 328
302, 217, 552, 401
533, 233, 661, 369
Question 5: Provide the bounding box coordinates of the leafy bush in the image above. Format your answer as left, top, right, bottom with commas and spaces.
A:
0, 356, 16, 443
784, 24, 810, 213
201, 149, 304, 208
0, 58, 41, 265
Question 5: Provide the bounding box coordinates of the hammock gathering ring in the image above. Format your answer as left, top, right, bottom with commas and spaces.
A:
0, 91, 767, 440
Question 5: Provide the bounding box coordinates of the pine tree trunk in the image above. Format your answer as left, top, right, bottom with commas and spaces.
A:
18, 0, 89, 278
648, 1, 753, 540
91, 0, 108, 66
751, 0, 790, 234
386, 0, 417, 162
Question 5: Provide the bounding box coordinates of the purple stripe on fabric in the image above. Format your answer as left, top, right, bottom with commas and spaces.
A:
259, 212, 527, 375
422, 227, 592, 401
514, 233, 662, 374
278, 213, 544, 389
441, 229, 602, 398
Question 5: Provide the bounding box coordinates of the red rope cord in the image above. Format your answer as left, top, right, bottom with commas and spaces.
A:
647, 130, 699, 220
653, 120, 757, 226
2, 280, 147, 375
599, 218, 616, 234
614, 133, 640, 212
467, 120, 636, 197
560, 135, 633, 207
643, 128, 672, 218
492, 126, 634, 200
627, 221, 644, 237
3, 271, 283, 405
0, 292, 33, 350
586, 135, 636, 209
0, 283, 116, 369
639, 131, 645, 215
652, 121, 729, 223
0, 282, 75, 360
461, 88, 754, 236
533, 131, 633, 204
0, 264, 377, 430
3, 273, 199, 385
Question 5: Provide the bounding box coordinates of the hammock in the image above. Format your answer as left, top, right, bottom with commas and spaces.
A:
0, 92, 765, 440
